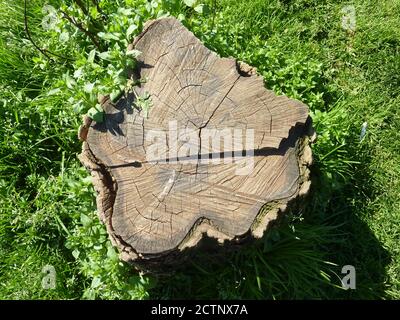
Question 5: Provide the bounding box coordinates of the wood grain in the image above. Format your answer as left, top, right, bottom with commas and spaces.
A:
79, 17, 313, 267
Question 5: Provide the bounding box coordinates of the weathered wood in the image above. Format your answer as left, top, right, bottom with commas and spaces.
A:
79, 17, 314, 268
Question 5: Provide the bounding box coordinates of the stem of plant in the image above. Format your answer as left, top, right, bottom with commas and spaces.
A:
60, 10, 102, 51
24, 0, 73, 62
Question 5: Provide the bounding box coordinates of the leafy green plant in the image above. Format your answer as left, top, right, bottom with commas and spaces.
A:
28, 0, 212, 123
66, 208, 154, 299
39, 2, 140, 120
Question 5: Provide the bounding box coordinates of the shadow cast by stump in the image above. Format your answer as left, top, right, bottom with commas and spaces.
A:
145, 140, 391, 299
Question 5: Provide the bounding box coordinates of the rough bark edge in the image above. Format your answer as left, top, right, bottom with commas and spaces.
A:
78, 19, 316, 271
250, 119, 315, 238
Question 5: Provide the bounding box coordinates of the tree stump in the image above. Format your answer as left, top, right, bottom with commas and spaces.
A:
79, 17, 314, 270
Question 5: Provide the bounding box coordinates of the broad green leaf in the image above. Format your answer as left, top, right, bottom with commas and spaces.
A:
110, 90, 123, 102
73, 67, 84, 79
126, 49, 141, 58
80, 213, 91, 227
126, 24, 137, 37
145, 2, 152, 12
59, 31, 69, 42
89, 6, 99, 19
118, 8, 133, 16
126, 58, 136, 68
107, 246, 118, 260
98, 51, 112, 60
47, 88, 61, 96
84, 82, 95, 94
88, 49, 96, 64
98, 32, 121, 41
194, 4, 209, 14
157, 9, 169, 19
177, 13, 186, 21
65, 75, 76, 89
87, 104, 104, 123
72, 101, 84, 113
72, 249, 80, 259
91, 276, 102, 289
184, 0, 197, 7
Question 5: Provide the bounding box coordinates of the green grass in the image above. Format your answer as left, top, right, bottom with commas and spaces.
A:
0, 0, 399, 299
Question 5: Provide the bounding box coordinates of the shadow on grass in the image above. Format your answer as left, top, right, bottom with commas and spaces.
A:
147, 151, 391, 299
311, 146, 392, 299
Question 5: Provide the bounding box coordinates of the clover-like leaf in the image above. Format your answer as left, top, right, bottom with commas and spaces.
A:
87, 103, 104, 123
127, 24, 138, 38
184, 0, 197, 7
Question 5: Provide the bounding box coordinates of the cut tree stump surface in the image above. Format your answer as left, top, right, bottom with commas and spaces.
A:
79, 17, 313, 267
